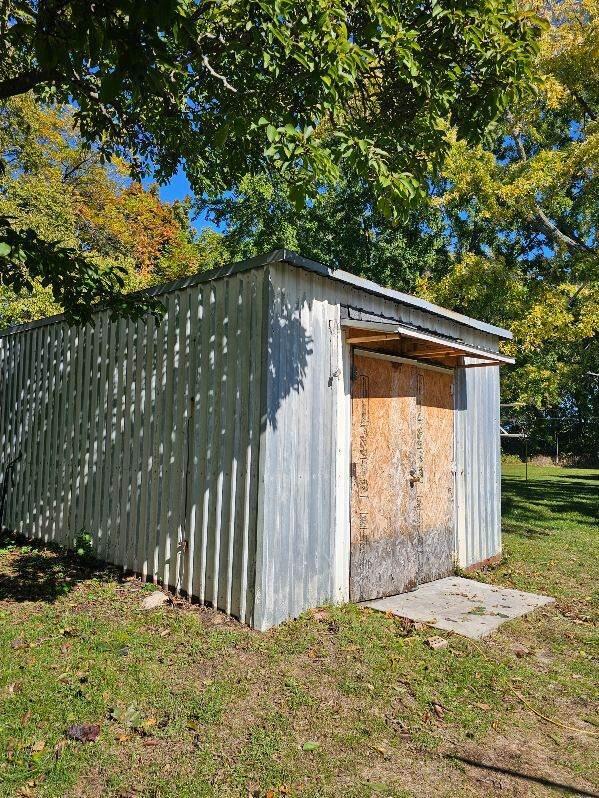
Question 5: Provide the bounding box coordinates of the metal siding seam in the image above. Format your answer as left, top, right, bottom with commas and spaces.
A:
127, 319, 145, 575
44, 327, 58, 540
184, 288, 201, 597
49, 327, 65, 541
174, 293, 191, 593
35, 329, 49, 540
276, 270, 288, 620
216, 280, 236, 611
25, 331, 35, 528
115, 322, 134, 569
0, 338, 6, 461
9, 333, 23, 528
271, 274, 286, 626
323, 295, 336, 601
86, 319, 101, 542
495, 369, 501, 554
223, 277, 243, 614
196, 284, 216, 604
464, 370, 473, 565
191, 285, 210, 603
227, 277, 246, 617
108, 320, 126, 563
253, 269, 273, 630
310, 287, 326, 611
56, 327, 71, 542
138, 316, 157, 581
7, 333, 20, 526
91, 316, 109, 552
206, 281, 227, 607
68, 326, 84, 542
230, 274, 251, 620
75, 325, 92, 539
286, 267, 299, 621
9, 333, 21, 527
242, 269, 265, 626
159, 295, 178, 589
99, 321, 118, 562
297, 272, 312, 617
149, 311, 167, 582
11, 332, 24, 531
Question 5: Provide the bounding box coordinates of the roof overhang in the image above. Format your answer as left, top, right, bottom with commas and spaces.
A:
341, 319, 514, 367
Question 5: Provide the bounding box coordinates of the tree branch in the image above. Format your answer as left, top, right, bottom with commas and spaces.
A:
511, 125, 595, 255
570, 89, 597, 122
0, 67, 62, 100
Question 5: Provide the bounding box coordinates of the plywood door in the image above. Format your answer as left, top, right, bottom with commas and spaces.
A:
350, 354, 418, 601
414, 369, 455, 586
350, 353, 454, 602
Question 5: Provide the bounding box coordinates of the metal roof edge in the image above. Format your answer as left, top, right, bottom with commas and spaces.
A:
0, 248, 512, 341
0, 250, 285, 338
276, 250, 512, 340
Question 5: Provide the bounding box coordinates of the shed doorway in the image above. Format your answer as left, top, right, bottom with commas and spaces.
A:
349, 350, 455, 602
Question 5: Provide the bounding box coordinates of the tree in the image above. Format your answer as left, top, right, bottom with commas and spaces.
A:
201, 172, 448, 292
418, 0, 599, 461
0, 0, 541, 319
0, 97, 202, 326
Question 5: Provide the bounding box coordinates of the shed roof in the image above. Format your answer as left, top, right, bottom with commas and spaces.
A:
0, 249, 512, 340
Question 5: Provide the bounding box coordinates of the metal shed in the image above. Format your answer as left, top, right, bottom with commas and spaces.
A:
0, 250, 512, 630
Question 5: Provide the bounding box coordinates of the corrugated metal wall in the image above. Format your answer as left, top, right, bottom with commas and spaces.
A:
0, 269, 266, 625
454, 363, 501, 567
0, 256, 504, 631
256, 263, 504, 629
254, 266, 342, 630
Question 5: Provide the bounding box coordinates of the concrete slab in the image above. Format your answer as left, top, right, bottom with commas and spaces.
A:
362, 576, 554, 639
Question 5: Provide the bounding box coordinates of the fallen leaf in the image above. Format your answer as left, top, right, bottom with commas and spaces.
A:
67, 723, 100, 743
432, 702, 445, 719
302, 741, 320, 751
31, 740, 45, 753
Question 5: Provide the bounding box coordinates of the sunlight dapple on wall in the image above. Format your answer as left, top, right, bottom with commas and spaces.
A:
0, 251, 510, 629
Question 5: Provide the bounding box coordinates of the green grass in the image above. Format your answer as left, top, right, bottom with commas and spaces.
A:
0, 465, 597, 797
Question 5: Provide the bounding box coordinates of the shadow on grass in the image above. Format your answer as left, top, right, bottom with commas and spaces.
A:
450, 754, 599, 798
0, 532, 118, 603
502, 476, 599, 534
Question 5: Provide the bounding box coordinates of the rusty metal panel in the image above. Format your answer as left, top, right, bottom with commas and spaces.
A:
0, 269, 266, 626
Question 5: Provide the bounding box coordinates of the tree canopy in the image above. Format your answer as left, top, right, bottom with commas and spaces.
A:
0, 97, 203, 325
0, 0, 541, 318
418, 0, 599, 460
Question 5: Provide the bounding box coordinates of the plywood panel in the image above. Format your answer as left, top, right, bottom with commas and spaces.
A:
350, 354, 455, 602
417, 369, 455, 584
350, 354, 418, 601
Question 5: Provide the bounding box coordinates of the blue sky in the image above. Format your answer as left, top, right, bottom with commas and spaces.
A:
144, 167, 221, 233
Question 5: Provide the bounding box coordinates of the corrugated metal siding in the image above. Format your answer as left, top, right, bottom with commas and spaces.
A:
454, 363, 501, 567
254, 265, 341, 630
0, 270, 265, 625
257, 263, 503, 628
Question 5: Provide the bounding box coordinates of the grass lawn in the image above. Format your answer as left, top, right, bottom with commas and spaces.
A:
0, 465, 597, 798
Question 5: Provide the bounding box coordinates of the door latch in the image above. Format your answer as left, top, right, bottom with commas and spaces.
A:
409, 468, 421, 485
